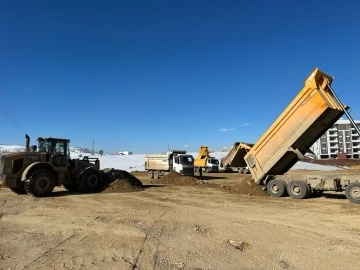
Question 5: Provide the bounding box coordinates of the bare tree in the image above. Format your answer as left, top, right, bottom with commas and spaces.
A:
99, 149, 104, 157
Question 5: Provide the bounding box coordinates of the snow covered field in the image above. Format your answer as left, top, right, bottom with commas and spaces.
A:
1, 145, 344, 172
70, 151, 344, 172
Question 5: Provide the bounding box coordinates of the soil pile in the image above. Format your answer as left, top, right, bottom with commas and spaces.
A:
101, 168, 143, 193
219, 176, 268, 197
300, 158, 360, 167
153, 171, 199, 185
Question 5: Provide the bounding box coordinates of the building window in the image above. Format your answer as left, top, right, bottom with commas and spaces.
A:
339, 124, 346, 130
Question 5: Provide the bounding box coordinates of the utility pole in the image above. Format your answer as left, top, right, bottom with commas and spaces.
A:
92, 139, 95, 155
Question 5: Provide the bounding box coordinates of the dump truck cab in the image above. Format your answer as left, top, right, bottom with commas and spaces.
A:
0, 134, 103, 197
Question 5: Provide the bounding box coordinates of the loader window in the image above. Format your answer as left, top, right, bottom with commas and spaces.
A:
54, 142, 65, 155
38, 141, 51, 153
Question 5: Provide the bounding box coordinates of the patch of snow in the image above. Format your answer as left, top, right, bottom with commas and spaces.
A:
290, 161, 343, 171
1, 144, 345, 172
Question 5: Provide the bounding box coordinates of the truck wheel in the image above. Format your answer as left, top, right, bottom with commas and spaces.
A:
243, 168, 250, 174
148, 171, 154, 179
153, 171, 159, 179
266, 179, 287, 197
24, 169, 56, 197
10, 184, 27, 195
287, 180, 310, 199
345, 182, 360, 204
78, 169, 102, 193
238, 168, 244, 174
63, 184, 79, 192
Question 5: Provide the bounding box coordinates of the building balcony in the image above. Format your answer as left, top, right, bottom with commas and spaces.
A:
329, 145, 339, 148
353, 145, 360, 149
328, 133, 338, 137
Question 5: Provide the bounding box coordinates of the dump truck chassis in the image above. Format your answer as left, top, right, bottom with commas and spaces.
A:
262, 174, 360, 204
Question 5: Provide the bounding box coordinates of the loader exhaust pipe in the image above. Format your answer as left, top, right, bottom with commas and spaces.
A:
25, 134, 30, 152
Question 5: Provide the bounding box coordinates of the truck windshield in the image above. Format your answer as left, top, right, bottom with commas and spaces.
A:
209, 159, 219, 165
180, 156, 194, 165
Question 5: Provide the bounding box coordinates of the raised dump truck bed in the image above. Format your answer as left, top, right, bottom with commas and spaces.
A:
244, 68, 360, 204
220, 142, 254, 173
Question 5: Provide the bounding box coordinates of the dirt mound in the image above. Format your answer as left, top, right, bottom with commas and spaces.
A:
351, 165, 360, 170
153, 171, 199, 185
218, 176, 268, 197
300, 158, 360, 167
101, 168, 143, 193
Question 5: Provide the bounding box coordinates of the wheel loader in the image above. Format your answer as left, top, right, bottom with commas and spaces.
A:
0, 134, 105, 197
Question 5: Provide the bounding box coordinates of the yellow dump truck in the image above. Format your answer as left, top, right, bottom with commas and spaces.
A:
194, 146, 219, 173
244, 68, 360, 204
220, 142, 254, 174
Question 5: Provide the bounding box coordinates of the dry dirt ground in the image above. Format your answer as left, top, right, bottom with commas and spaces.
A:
1, 170, 360, 270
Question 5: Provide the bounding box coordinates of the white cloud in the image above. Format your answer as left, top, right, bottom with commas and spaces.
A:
241, 123, 250, 127
184, 144, 189, 148
219, 127, 236, 132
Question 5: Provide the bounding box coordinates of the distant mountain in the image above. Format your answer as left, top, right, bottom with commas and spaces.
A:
209, 146, 232, 153
69, 147, 97, 154
0, 144, 97, 154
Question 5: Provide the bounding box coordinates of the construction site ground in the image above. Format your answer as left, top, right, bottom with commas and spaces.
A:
1, 168, 360, 270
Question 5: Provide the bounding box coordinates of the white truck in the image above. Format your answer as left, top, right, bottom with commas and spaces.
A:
144, 150, 194, 179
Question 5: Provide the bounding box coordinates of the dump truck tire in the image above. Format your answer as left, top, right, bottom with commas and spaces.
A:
287, 180, 309, 199
238, 168, 243, 174
153, 171, 159, 179
147, 171, 154, 179
10, 185, 27, 195
345, 182, 360, 204
63, 184, 79, 192
24, 169, 56, 197
78, 169, 102, 193
266, 179, 287, 197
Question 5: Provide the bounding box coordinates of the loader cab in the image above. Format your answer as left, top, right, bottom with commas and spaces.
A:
37, 137, 71, 166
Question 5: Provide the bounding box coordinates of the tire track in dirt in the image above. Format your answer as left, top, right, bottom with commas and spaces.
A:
22, 215, 127, 269
131, 211, 168, 270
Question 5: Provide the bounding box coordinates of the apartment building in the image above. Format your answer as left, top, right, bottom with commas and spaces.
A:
310, 118, 360, 159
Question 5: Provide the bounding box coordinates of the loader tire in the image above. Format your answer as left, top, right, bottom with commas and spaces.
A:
266, 179, 287, 197
63, 184, 79, 192
287, 180, 310, 200
78, 169, 102, 193
345, 182, 360, 204
10, 184, 27, 195
24, 169, 56, 197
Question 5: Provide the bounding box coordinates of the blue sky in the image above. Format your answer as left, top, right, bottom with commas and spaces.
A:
1, 0, 360, 154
